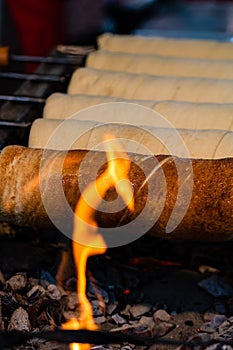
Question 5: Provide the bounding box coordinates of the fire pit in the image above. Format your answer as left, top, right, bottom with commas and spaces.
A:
1, 232, 233, 350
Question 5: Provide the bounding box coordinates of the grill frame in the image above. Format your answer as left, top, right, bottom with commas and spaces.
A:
0, 47, 85, 149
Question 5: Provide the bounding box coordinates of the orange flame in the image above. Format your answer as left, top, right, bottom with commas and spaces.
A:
62, 134, 134, 350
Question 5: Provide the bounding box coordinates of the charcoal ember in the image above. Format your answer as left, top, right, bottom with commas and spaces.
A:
112, 321, 151, 337
153, 309, 171, 322
200, 315, 227, 333
27, 296, 47, 328
13, 338, 47, 350
175, 333, 211, 350
94, 315, 106, 324
130, 324, 153, 337
91, 299, 105, 316
107, 303, 118, 315
91, 346, 106, 350
112, 313, 127, 325
198, 275, 233, 297
129, 303, 152, 318
205, 345, 232, 350
40, 270, 57, 288
31, 295, 65, 327
26, 339, 68, 350
63, 310, 80, 322
14, 291, 27, 305
99, 299, 106, 311
162, 312, 204, 346
64, 276, 77, 291
67, 292, 78, 310
152, 321, 175, 337
28, 277, 39, 287
8, 306, 31, 331
37, 310, 53, 329
6, 272, 27, 292
27, 285, 45, 303
216, 324, 233, 343
121, 346, 134, 350
110, 324, 135, 333
218, 319, 233, 334
87, 281, 109, 304
121, 304, 131, 317
204, 311, 219, 322
147, 345, 160, 350
91, 346, 114, 350
28, 306, 42, 328
47, 297, 66, 325
0, 291, 20, 316
134, 346, 147, 350
139, 316, 155, 329
199, 323, 217, 334
47, 284, 62, 301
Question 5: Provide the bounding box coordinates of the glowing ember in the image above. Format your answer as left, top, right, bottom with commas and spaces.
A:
62, 134, 134, 350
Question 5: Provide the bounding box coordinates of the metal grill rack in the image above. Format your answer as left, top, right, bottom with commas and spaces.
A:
0, 46, 87, 149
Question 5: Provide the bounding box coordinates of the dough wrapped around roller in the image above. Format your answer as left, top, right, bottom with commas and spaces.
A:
87, 50, 233, 80
28, 118, 233, 159
43, 93, 233, 131
98, 33, 233, 60
43, 93, 123, 119
68, 68, 233, 103
0, 145, 232, 241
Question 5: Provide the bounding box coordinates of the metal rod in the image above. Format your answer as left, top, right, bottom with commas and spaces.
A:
0, 45, 93, 66
0, 120, 31, 128
1, 329, 233, 350
0, 329, 151, 349
0, 72, 66, 83
38, 329, 151, 345
10, 53, 82, 65
0, 94, 45, 103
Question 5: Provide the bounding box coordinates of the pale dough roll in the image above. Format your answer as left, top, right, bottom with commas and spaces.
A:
43, 93, 233, 131
29, 118, 233, 159
98, 33, 233, 60
87, 50, 233, 80
68, 68, 233, 104
43, 93, 123, 119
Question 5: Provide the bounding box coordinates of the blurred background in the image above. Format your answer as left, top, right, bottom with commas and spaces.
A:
0, 0, 232, 95
0, 0, 232, 87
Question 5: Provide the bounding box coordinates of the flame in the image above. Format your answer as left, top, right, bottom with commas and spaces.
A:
62, 134, 134, 350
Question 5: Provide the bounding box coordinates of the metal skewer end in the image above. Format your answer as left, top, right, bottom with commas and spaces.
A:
0, 94, 45, 103
0, 71, 67, 83
0, 45, 93, 66
0, 120, 31, 128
